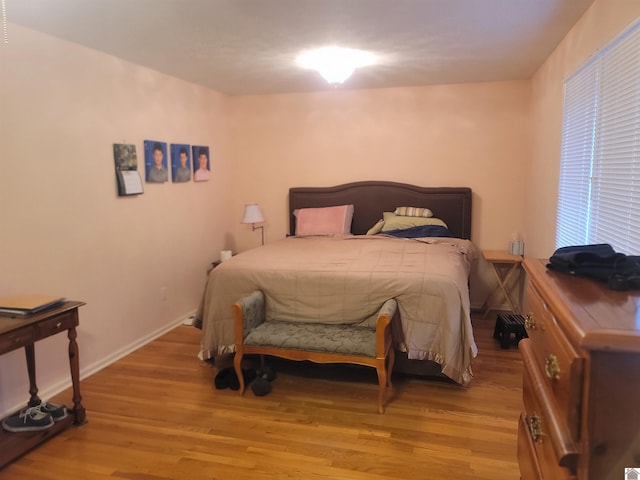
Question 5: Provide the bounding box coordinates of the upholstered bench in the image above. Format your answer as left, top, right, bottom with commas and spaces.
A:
232, 291, 397, 413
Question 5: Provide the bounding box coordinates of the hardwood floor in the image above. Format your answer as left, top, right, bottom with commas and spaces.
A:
0, 314, 522, 480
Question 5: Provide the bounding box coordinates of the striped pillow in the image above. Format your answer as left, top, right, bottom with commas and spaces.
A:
381, 212, 447, 232
394, 206, 433, 218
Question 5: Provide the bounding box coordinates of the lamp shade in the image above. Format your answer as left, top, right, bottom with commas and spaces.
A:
242, 203, 265, 224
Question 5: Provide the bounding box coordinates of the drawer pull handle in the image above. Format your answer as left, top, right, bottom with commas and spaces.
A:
524, 313, 536, 330
526, 414, 544, 443
56, 322, 62, 328
545, 354, 560, 380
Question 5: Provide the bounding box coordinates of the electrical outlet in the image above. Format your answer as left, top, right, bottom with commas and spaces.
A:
160, 286, 167, 301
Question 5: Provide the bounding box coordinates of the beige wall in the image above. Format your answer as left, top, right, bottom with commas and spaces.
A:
0, 25, 233, 413
228, 82, 531, 305
526, 0, 640, 258
229, 82, 530, 252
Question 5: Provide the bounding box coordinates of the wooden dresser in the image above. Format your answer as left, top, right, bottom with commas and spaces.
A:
519, 259, 640, 480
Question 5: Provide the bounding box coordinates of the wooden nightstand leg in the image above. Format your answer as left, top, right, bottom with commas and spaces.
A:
483, 262, 521, 318
482, 285, 501, 318
495, 263, 520, 313
24, 343, 41, 407
67, 326, 86, 425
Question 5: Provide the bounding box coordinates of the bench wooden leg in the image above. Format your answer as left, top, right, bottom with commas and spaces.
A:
233, 352, 245, 395
375, 359, 387, 414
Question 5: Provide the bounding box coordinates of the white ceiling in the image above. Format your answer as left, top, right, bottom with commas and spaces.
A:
8, 0, 595, 96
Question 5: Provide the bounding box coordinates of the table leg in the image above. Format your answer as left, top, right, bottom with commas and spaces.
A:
24, 343, 41, 407
67, 326, 86, 425
495, 263, 520, 313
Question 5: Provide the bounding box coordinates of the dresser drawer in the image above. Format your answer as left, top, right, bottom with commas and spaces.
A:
518, 412, 576, 480
521, 339, 578, 477
523, 279, 583, 438
518, 414, 544, 480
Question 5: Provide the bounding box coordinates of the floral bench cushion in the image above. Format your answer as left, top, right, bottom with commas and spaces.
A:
244, 321, 377, 358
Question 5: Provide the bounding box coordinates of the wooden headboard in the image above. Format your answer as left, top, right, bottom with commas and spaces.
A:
289, 181, 472, 239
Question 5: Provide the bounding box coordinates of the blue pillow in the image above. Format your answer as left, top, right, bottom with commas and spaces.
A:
381, 225, 453, 238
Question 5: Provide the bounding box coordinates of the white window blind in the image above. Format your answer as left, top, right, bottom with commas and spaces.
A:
556, 20, 640, 255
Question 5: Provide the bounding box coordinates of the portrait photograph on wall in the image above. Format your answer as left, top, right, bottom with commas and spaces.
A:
144, 140, 168, 183
171, 143, 191, 183
192, 145, 210, 182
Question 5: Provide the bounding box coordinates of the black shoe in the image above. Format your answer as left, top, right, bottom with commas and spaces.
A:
251, 376, 272, 397
36, 401, 68, 422
251, 367, 276, 397
2, 406, 54, 432
228, 369, 240, 390
257, 366, 276, 382
214, 367, 234, 389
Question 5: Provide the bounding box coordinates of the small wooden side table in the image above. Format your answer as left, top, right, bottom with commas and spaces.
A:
0, 301, 86, 468
482, 250, 523, 318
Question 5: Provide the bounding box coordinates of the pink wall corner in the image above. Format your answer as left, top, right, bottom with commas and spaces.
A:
526, 0, 640, 258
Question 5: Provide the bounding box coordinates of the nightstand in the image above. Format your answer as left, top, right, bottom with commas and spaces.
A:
208, 260, 223, 274
208, 255, 236, 273
482, 250, 523, 318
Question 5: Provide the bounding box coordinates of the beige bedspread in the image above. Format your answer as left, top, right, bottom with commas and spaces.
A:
200, 235, 478, 385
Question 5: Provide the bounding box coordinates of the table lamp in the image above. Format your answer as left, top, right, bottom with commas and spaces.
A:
242, 203, 265, 246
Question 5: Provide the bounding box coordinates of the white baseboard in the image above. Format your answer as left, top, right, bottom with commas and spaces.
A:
470, 301, 484, 311
78, 311, 196, 382
0, 310, 195, 419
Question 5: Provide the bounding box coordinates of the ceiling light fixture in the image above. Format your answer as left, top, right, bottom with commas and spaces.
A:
296, 46, 375, 84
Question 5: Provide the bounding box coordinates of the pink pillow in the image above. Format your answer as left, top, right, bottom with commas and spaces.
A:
295, 205, 354, 236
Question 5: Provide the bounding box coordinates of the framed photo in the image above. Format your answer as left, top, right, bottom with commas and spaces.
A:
171, 143, 191, 183
113, 143, 143, 196
144, 140, 168, 183
113, 143, 138, 171
192, 145, 210, 182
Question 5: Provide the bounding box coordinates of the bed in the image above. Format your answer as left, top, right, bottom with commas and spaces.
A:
199, 181, 478, 385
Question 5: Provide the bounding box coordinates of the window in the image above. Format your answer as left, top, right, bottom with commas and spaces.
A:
556, 19, 640, 255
